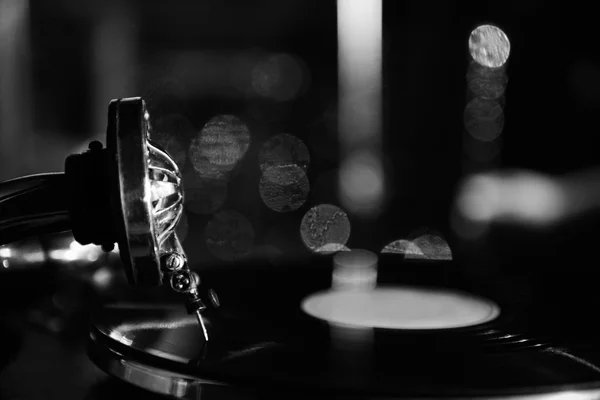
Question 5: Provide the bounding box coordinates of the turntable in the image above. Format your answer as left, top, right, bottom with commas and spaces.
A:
2, 3, 600, 400
1, 94, 599, 399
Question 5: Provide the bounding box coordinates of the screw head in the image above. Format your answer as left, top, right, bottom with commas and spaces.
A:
165, 253, 184, 271
171, 271, 193, 293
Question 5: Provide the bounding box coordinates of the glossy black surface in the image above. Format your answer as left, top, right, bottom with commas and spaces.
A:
86, 256, 600, 398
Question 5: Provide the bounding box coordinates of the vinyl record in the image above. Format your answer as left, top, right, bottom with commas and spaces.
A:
88, 259, 600, 399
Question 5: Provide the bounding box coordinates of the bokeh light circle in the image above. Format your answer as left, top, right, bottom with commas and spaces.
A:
469, 25, 510, 68
466, 61, 508, 100
259, 133, 310, 173
189, 115, 251, 180
259, 164, 310, 212
381, 239, 424, 256
464, 98, 505, 142
300, 204, 351, 254
407, 234, 453, 260
315, 243, 351, 254
251, 54, 304, 102
468, 78, 506, 100
205, 210, 254, 262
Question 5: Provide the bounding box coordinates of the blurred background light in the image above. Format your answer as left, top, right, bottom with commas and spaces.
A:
259, 164, 310, 212
251, 53, 305, 102
339, 150, 384, 217
381, 239, 424, 256
92, 266, 114, 289
0, 247, 11, 258
300, 204, 351, 254
49, 240, 105, 263
456, 171, 569, 226
468, 25, 510, 68
204, 210, 254, 262
0, 0, 34, 180
337, 0, 384, 219
466, 61, 508, 100
464, 98, 505, 142
259, 133, 310, 173
301, 287, 500, 330
407, 234, 453, 260
189, 115, 251, 180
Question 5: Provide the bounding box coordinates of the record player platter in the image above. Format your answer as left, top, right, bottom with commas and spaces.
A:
87, 259, 600, 400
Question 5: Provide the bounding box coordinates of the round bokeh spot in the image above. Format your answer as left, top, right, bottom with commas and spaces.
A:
189, 115, 251, 180
259, 164, 310, 212
259, 133, 310, 173
464, 98, 505, 142
381, 239, 424, 256
468, 25, 510, 68
205, 210, 254, 262
300, 204, 351, 253
407, 234, 452, 260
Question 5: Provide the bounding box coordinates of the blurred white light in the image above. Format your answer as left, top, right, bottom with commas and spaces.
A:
0, 247, 12, 258
469, 25, 510, 68
542, 392, 600, 400
301, 287, 500, 330
93, 267, 113, 288
339, 150, 384, 216
338, 0, 383, 220
2, 260, 8, 268
64, 250, 78, 262
338, 0, 382, 144
457, 174, 501, 222
23, 251, 45, 263
457, 172, 569, 226
49, 241, 103, 262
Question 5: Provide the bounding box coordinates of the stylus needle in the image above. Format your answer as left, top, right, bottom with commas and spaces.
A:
196, 309, 209, 342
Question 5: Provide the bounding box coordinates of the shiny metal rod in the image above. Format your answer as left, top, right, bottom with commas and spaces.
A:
195, 310, 209, 342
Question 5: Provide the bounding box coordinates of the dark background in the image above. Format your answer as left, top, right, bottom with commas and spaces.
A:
2, 0, 596, 252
